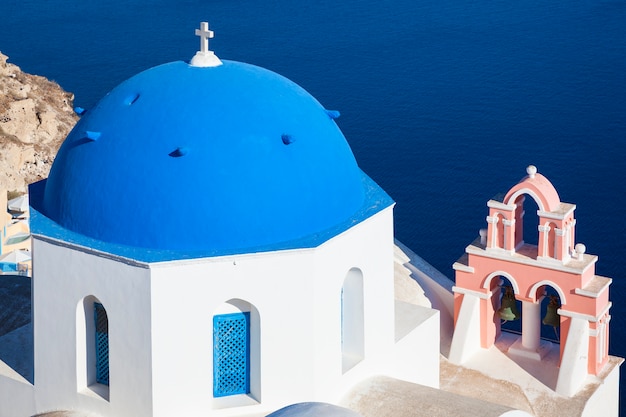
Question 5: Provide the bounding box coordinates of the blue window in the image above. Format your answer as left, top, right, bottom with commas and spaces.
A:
213, 312, 250, 397
94, 303, 109, 386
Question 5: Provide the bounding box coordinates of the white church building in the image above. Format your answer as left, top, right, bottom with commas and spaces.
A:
0, 23, 441, 417
0, 22, 620, 417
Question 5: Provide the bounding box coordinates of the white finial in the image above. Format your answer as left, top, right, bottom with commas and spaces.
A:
190, 22, 223, 67
526, 165, 537, 179
575, 243, 586, 260
479, 229, 487, 245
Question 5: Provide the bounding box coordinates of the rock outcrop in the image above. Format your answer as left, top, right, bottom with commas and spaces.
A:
0, 51, 78, 193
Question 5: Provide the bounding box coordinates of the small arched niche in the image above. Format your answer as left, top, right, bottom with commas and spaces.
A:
341, 268, 364, 373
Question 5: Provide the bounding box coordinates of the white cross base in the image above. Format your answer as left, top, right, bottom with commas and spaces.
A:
190, 22, 223, 67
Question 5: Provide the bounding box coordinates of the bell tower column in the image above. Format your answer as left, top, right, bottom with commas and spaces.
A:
486, 215, 498, 249
508, 300, 547, 360
538, 224, 550, 258
555, 228, 566, 260
502, 218, 516, 252
521, 301, 541, 352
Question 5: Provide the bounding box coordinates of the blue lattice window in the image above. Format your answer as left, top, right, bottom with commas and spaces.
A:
94, 303, 109, 386
213, 312, 250, 397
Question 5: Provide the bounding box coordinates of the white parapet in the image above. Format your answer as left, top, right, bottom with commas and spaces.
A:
448, 292, 482, 364
556, 316, 589, 397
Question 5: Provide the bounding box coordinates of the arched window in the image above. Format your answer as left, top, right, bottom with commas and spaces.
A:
94, 302, 109, 386
212, 299, 260, 402
77, 296, 109, 400
342, 268, 364, 373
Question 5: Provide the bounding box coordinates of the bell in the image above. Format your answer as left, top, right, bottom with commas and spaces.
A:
542, 296, 561, 328
498, 286, 520, 322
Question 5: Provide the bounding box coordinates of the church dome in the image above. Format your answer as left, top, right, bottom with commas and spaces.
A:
41, 59, 366, 254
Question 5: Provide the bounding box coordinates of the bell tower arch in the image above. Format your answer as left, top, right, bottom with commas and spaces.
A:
449, 166, 612, 397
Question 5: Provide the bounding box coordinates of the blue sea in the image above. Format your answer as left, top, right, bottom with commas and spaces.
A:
2, 0, 625, 411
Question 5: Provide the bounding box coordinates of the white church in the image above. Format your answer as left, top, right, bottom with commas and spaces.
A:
0, 22, 620, 417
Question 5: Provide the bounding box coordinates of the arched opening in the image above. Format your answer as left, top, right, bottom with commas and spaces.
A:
212, 299, 260, 402
504, 281, 564, 362
512, 195, 525, 249
342, 268, 364, 373
76, 295, 109, 400
521, 195, 540, 246
537, 285, 562, 343
496, 276, 522, 336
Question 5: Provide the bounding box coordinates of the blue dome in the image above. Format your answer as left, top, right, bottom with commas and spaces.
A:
41, 60, 368, 253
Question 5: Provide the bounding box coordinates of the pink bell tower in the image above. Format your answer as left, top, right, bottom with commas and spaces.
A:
449, 166, 612, 397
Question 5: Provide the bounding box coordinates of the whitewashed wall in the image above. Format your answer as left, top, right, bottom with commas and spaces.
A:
31, 238, 154, 417
5, 205, 440, 417
148, 206, 397, 417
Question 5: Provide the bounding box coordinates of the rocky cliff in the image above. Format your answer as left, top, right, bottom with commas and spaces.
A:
0, 51, 78, 193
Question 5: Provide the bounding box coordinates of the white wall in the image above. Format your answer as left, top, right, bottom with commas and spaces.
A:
390, 301, 440, 389
16, 205, 442, 417
312, 206, 397, 401
147, 206, 398, 416
582, 359, 621, 417
0, 367, 35, 417
149, 246, 319, 417
31, 238, 154, 417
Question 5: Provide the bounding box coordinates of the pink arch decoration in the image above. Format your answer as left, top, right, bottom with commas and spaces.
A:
482, 271, 520, 295
527, 280, 567, 305
504, 173, 561, 212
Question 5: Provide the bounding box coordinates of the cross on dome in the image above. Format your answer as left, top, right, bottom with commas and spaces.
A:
190, 21, 223, 68
196, 22, 214, 54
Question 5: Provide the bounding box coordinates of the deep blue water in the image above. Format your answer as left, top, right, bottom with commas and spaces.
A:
2, 0, 625, 410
